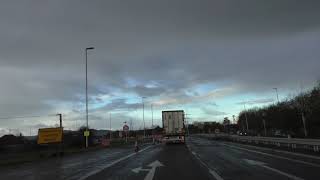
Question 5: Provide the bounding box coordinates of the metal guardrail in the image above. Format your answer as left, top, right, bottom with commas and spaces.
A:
199, 134, 320, 152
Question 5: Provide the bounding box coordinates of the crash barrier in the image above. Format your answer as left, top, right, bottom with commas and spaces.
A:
199, 134, 320, 153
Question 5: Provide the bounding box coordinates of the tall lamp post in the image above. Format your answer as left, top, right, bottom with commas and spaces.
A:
85, 47, 94, 148
151, 104, 154, 127
262, 112, 267, 137
243, 102, 249, 132
273, 88, 279, 103
109, 113, 112, 140
142, 97, 146, 139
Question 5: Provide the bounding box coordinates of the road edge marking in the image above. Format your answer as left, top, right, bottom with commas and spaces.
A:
243, 158, 304, 180
262, 164, 304, 180
187, 147, 224, 180
226, 141, 320, 160
79, 145, 154, 180
221, 143, 320, 168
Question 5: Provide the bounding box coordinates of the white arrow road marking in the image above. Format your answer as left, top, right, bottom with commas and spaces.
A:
79, 145, 153, 180
243, 159, 304, 180
145, 160, 164, 180
132, 167, 150, 173
131, 160, 164, 180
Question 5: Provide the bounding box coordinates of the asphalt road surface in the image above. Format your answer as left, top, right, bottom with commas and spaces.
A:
1, 136, 320, 180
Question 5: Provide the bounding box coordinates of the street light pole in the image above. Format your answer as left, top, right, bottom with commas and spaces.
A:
262, 112, 267, 137
244, 103, 249, 132
142, 97, 146, 139
85, 47, 94, 148
232, 115, 236, 124
151, 104, 153, 127
273, 88, 279, 103
57, 113, 62, 128
109, 113, 112, 140
302, 111, 308, 137
185, 113, 191, 136
263, 119, 267, 136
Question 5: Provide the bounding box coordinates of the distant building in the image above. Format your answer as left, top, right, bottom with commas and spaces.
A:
91, 129, 110, 137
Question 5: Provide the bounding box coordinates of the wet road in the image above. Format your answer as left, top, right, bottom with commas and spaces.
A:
1, 136, 320, 180
87, 142, 211, 180
0, 144, 151, 180
187, 136, 320, 180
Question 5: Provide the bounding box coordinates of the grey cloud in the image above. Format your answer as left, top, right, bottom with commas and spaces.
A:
208, 102, 219, 107
99, 99, 141, 112
237, 98, 274, 105
0, 0, 319, 130
131, 85, 166, 97
33, 123, 55, 129
202, 108, 227, 116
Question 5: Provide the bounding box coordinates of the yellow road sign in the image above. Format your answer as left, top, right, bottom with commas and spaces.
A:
84, 130, 90, 137
37, 127, 63, 144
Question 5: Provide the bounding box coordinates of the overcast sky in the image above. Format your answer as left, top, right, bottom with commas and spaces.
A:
0, 0, 320, 135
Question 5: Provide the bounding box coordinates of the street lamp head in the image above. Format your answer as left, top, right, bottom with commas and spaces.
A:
86, 47, 95, 50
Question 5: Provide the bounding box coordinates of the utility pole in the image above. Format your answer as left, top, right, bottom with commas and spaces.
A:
85, 47, 94, 148
109, 113, 112, 140
244, 103, 249, 131
263, 119, 267, 136
151, 104, 154, 128
273, 88, 279, 103
57, 113, 62, 128
262, 112, 267, 137
124, 121, 128, 143
298, 83, 308, 138
232, 115, 236, 124
142, 97, 146, 139
302, 111, 308, 137
185, 113, 191, 136
56, 113, 63, 155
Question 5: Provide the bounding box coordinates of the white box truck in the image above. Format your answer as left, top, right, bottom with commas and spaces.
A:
162, 110, 185, 144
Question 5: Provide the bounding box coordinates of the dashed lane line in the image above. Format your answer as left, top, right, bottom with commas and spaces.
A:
78, 145, 154, 180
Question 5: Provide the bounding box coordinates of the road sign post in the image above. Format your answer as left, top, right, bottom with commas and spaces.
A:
84, 130, 90, 147
37, 127, 63, 144
123, 124, 129, 143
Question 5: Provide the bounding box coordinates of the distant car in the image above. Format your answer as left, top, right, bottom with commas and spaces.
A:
215, 129, 220, 134
238, 131, 248, 136
274, 130, 287, 138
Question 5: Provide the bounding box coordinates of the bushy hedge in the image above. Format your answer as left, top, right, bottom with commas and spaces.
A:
238, 83, 320, 138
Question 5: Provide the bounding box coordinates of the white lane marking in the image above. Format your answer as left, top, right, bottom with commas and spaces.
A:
222, 143, 320, 168
191, 151, 224, 180
228, 142, 320, 160
79, 145, 153, 180
131, 160, 164, 180
132, 167, 150, 173
209, 169, 223, 180
243, 159, 304, 180
144, 160, 164, 180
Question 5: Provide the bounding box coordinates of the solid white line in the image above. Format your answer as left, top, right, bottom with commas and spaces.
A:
79, 145, 153, 180
222, 143, 320, 168
227, 142, 320, 160
261, 164, 304, 180
209, 169, 224, 180
191, 151, 224, 180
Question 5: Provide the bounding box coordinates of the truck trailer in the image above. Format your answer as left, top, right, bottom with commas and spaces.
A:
162, 110, 185, 144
